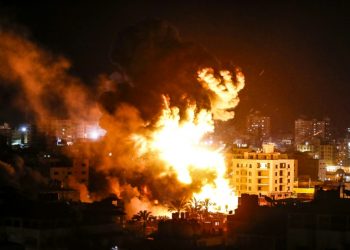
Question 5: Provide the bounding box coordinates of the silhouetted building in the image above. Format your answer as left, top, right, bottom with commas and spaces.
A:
246, 112, 271, 147
227, 187, 350, 250
50, 157, 89, 188
0, 123, 11, 146
295, 118, 332, 148
0, 193, 125, 250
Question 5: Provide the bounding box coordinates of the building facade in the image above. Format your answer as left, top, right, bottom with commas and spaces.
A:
246, 112, 271, 147
231, 145, 296, 199
295, 118, 331, 148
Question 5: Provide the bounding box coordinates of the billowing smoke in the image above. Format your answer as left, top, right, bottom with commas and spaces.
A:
0, 29, 100, 127
0, 20, 244, 216
104, 20, 220, 121
0, 156, 47, 198
95, 20, 244, 214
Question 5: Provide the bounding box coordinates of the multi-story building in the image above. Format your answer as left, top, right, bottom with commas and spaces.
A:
50, 158, 89, 187
40, 119, 106, 145
246, 112, 271, 147
231, 144, 296, 199
294, 118, 332, 148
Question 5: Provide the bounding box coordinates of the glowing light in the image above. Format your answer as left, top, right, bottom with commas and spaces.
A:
20, 126, 27, 132
89, 130, 100, 140
326, 165, 339, 172
133, 67, 244, 213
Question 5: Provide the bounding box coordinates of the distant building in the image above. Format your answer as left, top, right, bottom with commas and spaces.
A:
0, 122, 11, 146
231, 144, 296, 199
40, 119, 105, 146
294, 118, 332, 148
246, 112, 271, 147
11, 124, 32, 148
50, 158, 89, 187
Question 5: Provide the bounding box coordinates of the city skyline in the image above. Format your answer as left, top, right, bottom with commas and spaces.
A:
0, 1, 349, 133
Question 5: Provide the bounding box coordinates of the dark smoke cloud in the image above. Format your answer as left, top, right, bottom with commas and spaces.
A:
0, 156, 48, 198
92, 20, 228, 214
103, 19, 220, 121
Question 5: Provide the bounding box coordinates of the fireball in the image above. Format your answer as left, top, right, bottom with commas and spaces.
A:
134, 67, 244, 214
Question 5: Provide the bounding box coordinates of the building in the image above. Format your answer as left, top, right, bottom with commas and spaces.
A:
50, 158, 89, 187
11, 124, 32, 148
227, 188, 350, 250
0, 123, 11, 146
40, 119, 106, 146
246, 112, 271, 147
231, 144, 296, 199
294, 118, 332, 148
0, 190, 125, 250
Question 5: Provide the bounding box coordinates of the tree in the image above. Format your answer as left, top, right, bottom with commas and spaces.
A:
201, 198, 215, 214
132, 210, 152, 237
167, 197, 188, 214
186, 197, 202, 218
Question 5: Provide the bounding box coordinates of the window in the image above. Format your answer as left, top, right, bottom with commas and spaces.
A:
279, 185, 283, 191
275, 172, 278, 176
248, 187, 251, 191
275, 180, 277, 184
280, 170, 283, 176
279, 178, 283, 183
249, 164, 252, 168
288, 179, 290, 183
236, 163, 239, 168
275, 187, 277, 191
288, 172, 290, 176
236, 178, 240, 182
275, 165, 278, 169
258, 171, 261, 176
258, 187, 262, 191
248, 179, 251, 183
258, 179, 261, 184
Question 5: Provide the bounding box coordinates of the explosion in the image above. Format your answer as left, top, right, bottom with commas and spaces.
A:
0, 20, 245, 217
132, 67, 245, 213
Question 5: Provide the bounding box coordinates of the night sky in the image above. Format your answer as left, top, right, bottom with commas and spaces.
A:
1, 0, 350, 135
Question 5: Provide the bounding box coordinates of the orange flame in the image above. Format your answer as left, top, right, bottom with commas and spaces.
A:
133, 67, 244, 213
